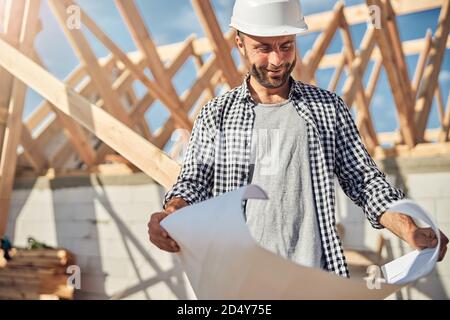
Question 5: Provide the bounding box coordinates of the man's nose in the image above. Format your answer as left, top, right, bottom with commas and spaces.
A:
268, 50, 282, 67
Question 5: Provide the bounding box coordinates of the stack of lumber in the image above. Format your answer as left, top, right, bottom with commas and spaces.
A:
0, 248, 76, 300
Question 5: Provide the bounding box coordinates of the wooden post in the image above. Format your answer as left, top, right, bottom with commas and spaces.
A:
0, 0, 41, 236
0, 0, 26, 159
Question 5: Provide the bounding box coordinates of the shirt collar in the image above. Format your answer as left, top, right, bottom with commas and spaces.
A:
238, 73, 304, 106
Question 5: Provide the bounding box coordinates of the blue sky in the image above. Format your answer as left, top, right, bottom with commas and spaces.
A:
2, 0, 448, 149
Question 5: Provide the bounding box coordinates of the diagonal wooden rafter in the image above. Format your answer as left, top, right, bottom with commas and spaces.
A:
61, 0, 193, 132
48, 0, 133, 129
414, 0, 450, 142
301, 2, 344, 83
114, 0, 193, 136
366, 0, 417, 148
339, 12, 379, 152
191, 0, 242, 88
0, 37, 180, 189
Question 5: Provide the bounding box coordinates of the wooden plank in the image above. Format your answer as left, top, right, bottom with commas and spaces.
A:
28, 48, 97, 167
367, 0, 417, 148
114, 0, 192, 132
302, 2, 343, 82
365, 58, 383, 104
374, 142, 450, 159
153, 57, 220, 148
339, 13, 378, 152
20, 123, 48, 172
191, 0, 241, 88
411, 29, 433, 99
0, 37, 181, 190
48, 0, 133, 128
319, 36, 450, 69
384, 0, 414, 108
70, 0, 193, 131
341, 27, 376, 107
304, 0, 444, 35
414, 0, 450, 141
379, 128, 441, 145
0, 0, 41, 236
0, 0, 26, 158
327, 52, 345, 92
439, 94, 450, 142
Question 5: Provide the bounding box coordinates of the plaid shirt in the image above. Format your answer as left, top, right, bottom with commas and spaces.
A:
163, 76, 405, 277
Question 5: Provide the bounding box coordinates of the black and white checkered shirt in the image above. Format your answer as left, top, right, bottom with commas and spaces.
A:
163, 76, 405, 277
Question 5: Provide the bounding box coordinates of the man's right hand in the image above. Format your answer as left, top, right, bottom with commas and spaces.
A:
148, 197, 188, 252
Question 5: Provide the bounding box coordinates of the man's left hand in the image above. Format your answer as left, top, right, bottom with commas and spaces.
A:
404, 227, 448, 261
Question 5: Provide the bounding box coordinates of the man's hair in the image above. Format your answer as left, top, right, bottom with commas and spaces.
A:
236, 30, 244, 41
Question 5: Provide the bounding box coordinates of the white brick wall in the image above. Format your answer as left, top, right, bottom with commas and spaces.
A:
7, 178, 196, 300
6, 170, 450, 300
336, 172, 450, 299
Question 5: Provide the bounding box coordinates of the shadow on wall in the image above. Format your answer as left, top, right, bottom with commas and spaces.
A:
8, 174, 192, 299
335, 156, 448, 299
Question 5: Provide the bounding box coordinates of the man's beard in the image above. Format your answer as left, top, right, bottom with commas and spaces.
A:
250, 57, 296, 89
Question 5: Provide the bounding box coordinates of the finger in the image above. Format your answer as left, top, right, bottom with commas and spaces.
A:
415, 228, 438, 248
155, 239, 180, 252
439, 230, 449, 245
438, 245, 447, 262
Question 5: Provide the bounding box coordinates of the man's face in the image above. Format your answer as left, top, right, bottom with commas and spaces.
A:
236, 33, 297, 89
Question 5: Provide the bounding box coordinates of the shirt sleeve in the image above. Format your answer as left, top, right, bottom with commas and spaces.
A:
162, 103, 215, 209
333, 95, 405, 229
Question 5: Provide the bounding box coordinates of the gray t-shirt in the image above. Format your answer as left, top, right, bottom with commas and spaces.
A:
245, 100, 325, 269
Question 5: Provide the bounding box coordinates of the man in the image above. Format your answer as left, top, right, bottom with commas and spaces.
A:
149, 0, 448, 277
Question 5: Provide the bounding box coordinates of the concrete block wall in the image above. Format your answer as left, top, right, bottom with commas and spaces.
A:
335, 156, 450, 299
7, 174, 195, 300
6, 155, 450, 299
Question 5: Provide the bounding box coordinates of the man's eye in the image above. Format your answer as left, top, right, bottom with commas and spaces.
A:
258, 46, 270, 52
281, 44, 292, 51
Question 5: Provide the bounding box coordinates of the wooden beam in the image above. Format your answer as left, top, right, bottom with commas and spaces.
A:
415, 0, 450, 141
19, 124, 48, 172
367, 0, 417, 148
304, 0, 445, 35
114, 0, 192, 132
0, 37, 181, 190
66, 0, 193, 132
191, 0, 242, 88
154, 56, 220, 148
411, 29, 433, 99
30, 50, 97, 167
339, 12, 378, 152
48, 0, 133, 128
439, 93, 450, 142
365, 58, 382, 104
318, 36, 450, 69
0, 0, 26, 159
374, 142, 450, 160
327, 52, 346, 92
0, 0, 41, 236
384, 0, 414, 107
302, 2, 343, 82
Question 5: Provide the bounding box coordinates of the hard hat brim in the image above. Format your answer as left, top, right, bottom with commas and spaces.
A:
230, 21, 308, 37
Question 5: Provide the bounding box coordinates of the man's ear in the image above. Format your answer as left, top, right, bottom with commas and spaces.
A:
235, 35, 246, 57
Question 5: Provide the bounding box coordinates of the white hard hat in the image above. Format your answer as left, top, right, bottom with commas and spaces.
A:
230, 0, 308, 37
